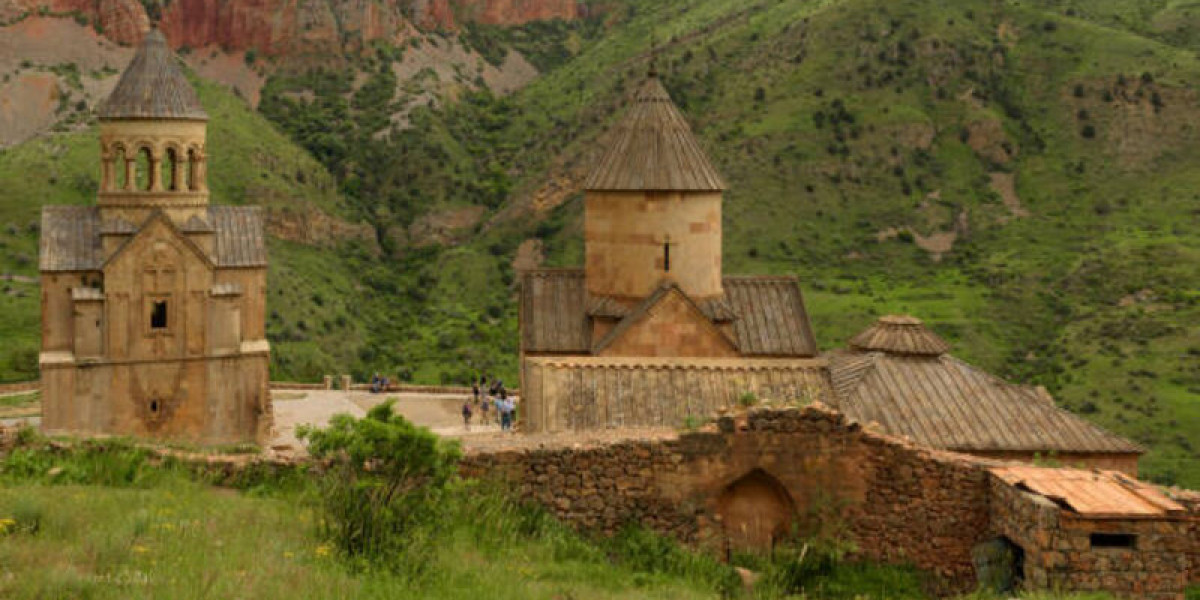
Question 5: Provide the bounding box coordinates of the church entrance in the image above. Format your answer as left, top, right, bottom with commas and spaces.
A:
716, 469, 796, 552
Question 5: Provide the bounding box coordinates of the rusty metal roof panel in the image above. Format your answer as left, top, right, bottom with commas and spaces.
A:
585, 75, 725, 192
827, 351, 1142, 454
40, 206, 102, 272
98, 29, 207, 121
209, 206, 266, 268
992, 466, 1187, 518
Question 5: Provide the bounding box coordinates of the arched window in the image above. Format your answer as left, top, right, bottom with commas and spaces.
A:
135, 146, 153, 191
162, 147, 179, 191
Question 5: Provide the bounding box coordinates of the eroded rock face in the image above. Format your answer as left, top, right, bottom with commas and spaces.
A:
5, 0, 584, 56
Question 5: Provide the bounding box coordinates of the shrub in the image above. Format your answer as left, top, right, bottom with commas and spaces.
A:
298, 401, 461, 573
738, 391, 759, 407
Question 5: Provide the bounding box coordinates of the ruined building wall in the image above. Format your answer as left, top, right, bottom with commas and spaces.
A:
989, 477, 1192, 600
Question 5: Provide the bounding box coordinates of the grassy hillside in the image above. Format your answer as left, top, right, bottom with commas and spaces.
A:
253, 0, 1200, 485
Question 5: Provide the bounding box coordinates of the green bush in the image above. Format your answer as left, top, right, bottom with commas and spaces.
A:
298, 401, 461, 574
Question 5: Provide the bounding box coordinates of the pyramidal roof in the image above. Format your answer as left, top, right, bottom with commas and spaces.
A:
849, 314, 951, 356
99, 29, 207, 120
585, 73, 725, 192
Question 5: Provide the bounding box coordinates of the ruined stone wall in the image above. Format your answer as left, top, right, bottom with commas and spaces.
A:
989, 476, 1191, 600
1174, 490, 1200, 586
461, 405, 993, 592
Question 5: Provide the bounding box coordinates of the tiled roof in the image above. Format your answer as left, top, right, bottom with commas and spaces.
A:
523, 356, 831, 432
519, 270, 818, 357
584, 74, 725, 192
590, 282, 735, 354
40, 206, 266, 271
98, 29, 207, 120
849, 314, 951, 356
40, 206, 102, 271
210, 206, 267, 267
827, 350, 1142, 454
992, 466, 1186, 518
724, 276, 818, 356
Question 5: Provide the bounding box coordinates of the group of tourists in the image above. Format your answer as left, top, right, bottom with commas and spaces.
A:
368, 373, 390, 393
462, 375, 516, 431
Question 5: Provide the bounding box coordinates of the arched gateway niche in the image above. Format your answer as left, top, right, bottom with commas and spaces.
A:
716, 469, 796, 552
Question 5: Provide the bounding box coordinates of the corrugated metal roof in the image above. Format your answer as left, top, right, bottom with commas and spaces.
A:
40, 206, 102, 271
40, 206, 265, 271
525, 356, 831, 431
98, 29, 207, 121
584, 75, 725, 192
520, 270, 818, 357
849, 314, 951, 356
827, 350, 1142, 454
992, 466, 1186, 518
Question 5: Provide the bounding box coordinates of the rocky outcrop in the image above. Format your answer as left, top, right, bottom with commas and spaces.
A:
4, 0, 584, 57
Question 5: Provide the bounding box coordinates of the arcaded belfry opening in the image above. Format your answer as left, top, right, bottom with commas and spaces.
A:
716, 469, 796, 552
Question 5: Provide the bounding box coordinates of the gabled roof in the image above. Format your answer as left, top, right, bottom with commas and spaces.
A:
40, 206, 266, 271
826, 350, 1142, 455
102, 210, 214, 270
519, 270, 818, 357
98, 29, 207, 121
591, 281, 737, 354
584, 74, 725, 192
849, 314, 951, 356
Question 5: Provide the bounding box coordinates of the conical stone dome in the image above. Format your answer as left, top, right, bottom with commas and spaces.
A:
99, 29, 207, 120
585, 73, 725, 192
849, 315, 951, 356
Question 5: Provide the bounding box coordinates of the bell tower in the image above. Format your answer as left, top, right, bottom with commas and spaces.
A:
96, 28, 209, 235
583, 71, 726, 302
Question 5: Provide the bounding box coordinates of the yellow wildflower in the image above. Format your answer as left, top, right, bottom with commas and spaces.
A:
0, 518, 15, 534
283, 551, 295, 559
132, 545, 150, 554
315, 545, 332, 558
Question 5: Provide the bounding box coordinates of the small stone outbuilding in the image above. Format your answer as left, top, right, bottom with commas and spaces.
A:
38, 30, 271, 444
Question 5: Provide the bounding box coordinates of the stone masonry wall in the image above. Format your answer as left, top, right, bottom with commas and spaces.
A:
989, 476, 1192, 600
461, 404, 993, 594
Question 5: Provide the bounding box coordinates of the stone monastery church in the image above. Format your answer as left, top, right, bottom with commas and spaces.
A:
38, 30, 271, 444
518, 69, 1142, 474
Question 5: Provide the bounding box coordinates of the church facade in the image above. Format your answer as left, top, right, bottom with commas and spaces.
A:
518, 72, 829, 433
38, 30, 271, 443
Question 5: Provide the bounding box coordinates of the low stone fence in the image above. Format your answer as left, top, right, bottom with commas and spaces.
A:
0, 381, 38, 395
461, 404, 993, 593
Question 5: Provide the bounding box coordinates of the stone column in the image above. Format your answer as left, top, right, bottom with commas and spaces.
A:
124, 158, 136, 191
171, 154, 183, 192
100, 154, 114, 191
341, 374, 351, 391
148, 152, 162, 192
323, 375, 333, 390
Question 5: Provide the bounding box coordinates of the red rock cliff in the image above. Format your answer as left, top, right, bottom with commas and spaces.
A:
3, 0, 584, 55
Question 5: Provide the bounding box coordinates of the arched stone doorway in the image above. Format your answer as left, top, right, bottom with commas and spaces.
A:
716, 469, 796, 552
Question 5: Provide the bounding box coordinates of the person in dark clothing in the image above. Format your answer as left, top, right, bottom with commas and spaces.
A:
462, 401, 473, 430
